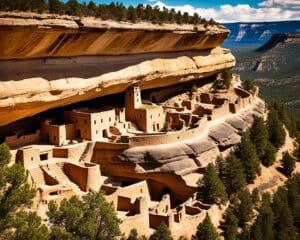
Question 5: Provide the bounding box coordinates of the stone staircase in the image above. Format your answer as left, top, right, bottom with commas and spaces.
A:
44, 163, 82, 194
47, 163, 69, 183
79, 142, 94, 162
29, 167, 46, 188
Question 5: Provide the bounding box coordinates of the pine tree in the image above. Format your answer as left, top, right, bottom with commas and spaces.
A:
250, 116, 268, 158
127, 228, 138, 240
215, 155, 226, 181
236, 132, 260, 183
12, 211, 49, 240
251, 193, 274, 240
150, 223, 172, 240
221, 69, 232, 89
199, 163, 228, 205
127, 6, 137, 22
232, 189, 253, 227
281, 151, 296, 177
271, 187, 297, 240
252, 188, 260, 206
238, 227, 250, 240
0, 144, 43, 239
286, 174, 300, 229
262, 141, 277, 167
242, 80, 255, 93
267, 108, 286, 149
65, 0, 82, 16
223, 208, 238, 240
48, 0, 64, 14
224, 153, 246, 195
0, 143, 11, 167
196, 214, 219, 240
47, 190, 121, 240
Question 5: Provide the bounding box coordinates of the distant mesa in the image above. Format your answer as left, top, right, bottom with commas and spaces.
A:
257, 33, 300, 52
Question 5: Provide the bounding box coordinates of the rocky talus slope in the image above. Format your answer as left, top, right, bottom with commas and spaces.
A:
0, 13, 235, 126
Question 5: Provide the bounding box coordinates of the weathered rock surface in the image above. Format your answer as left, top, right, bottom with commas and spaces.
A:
0, 12, 229, 59
0, 49, 235, 126
0, 13, 235, 126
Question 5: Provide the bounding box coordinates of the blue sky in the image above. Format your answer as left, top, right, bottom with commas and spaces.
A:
79, 0, 300, 22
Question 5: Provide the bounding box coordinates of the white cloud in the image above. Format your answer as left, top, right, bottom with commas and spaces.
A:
259, 0, 300, 10
152, 0, 300, 23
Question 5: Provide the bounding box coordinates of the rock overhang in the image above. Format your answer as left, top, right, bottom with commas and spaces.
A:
0, 13, 234, 127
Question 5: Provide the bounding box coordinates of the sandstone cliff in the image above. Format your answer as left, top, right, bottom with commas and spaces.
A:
0, 13, 235, 126
257, 33, 300, 52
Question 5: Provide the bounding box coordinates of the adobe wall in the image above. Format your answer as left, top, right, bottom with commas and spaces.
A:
16, 147, 40, 168
5, 130, 41, 149
64, 162, 102, 191
65, 111, 92, 140
90, 109, 116, 140
150, 194, 171, 215
105, 181, 151, 207
211, 102, 231, 120
145, 107, 166, 132
128, 117, 207, 147
52, 148, 68, 158
96, 161, 197, 202
119, 197, 150, 236
149, 214, 173, 229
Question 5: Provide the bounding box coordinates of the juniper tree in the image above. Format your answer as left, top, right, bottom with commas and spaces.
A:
236, 132, 260, 183
199, 163, 228, 205
281, 151, 296, 177
196, 214, 219, 240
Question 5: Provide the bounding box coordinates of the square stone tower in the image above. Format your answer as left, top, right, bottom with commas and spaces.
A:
125, 85, 142, 121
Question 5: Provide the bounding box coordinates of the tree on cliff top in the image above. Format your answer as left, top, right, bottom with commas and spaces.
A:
47, 190, 121, 240
198, 163, 228, 205
196, 214, 219, 240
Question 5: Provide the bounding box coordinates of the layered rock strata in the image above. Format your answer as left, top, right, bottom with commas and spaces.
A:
0, 13, 235, 127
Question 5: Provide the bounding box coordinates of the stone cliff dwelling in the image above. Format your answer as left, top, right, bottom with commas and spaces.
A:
0, 13, 266, 238
5, 81, 264, 238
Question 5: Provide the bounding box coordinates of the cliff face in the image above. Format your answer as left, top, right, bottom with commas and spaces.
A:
257, 33, 300, 52
0, 13, 235, 126
0, 12, 229, 59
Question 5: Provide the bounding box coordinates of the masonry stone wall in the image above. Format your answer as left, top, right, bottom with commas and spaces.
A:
5, 130, 41, 149
129, 117, 207, 147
